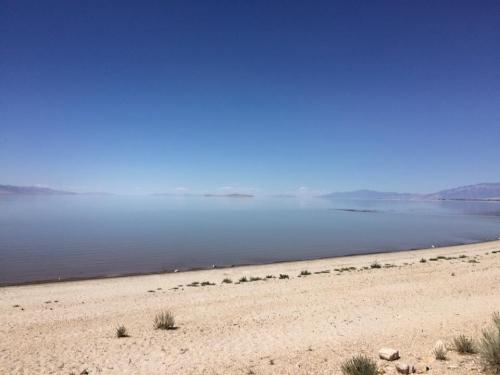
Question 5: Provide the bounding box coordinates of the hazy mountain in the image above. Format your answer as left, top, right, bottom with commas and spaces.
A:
321, 183, 500, 201
0, 184, 76, 195
426, 183, 500, 200
320, 189, 419, 200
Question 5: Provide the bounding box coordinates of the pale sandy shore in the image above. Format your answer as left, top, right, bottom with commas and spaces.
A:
1, 241, 500, 374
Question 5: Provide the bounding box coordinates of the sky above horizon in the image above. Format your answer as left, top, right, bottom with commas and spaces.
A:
1, 1, 500, 195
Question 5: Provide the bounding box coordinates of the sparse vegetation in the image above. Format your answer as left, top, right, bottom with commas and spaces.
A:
454, 335, 476, 354
239, 276, 248, 283
433, 344, 447, 360
249, 276, 262, 282
187, 281, 200, 287
335, 267, 356, 272
420, 258, 427, 263
279, 274, 289, 279
222, 278, 232, 284
299, 270, 311, 276
200, 281, 215, 286
480, 312, 500, 373
459, 254, 468, 258
341, 354, 378, 375
265, 275, 275, 279
370, 261, 381, 269
314, 270, 330, 274
468, 259, 480, 264
116, 325, 128, 338
429, 257, 438, 261
154, 310, 175, 330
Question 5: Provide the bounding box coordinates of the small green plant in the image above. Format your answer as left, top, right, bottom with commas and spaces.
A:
480, 312, 500, 373
341, 354, 378, 375
370, 261, 381, 269
299, 270, 311, 276
116, 325, 128, 338
454, 335, 476, 354
222, 278, 232, 284
154, 310, 175, 330
279, 274, 289, 279
239, 276, 248, 283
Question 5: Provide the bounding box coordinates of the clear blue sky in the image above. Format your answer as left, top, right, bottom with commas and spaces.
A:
1, 1, 499, 195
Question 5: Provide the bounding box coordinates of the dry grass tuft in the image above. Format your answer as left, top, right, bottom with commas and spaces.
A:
480, 312, 500, 373
453, 335, 476, 354
341, 355, 377, 375
154, 311, 175, 330
116, 325, 128, 338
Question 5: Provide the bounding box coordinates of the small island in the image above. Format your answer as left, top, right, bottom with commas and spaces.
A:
203, 193, 254, 198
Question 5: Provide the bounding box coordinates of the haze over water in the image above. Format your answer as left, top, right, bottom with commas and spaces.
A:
1, 195, 499, 285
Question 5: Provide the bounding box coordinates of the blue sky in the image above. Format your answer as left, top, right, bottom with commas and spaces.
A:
1, 1, 499, 195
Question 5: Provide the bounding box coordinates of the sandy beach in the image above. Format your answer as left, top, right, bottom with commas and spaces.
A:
1, 240, 499, 374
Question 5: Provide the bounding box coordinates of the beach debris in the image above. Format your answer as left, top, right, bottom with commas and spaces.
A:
174, 269, 179, 272
413, 363, 430, 373
378, 348, 400, 361
395, 362, 413, 374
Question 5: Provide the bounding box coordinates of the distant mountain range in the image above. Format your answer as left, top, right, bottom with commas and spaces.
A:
320, 189, 417, 200
320, 183, 500, 201
0, 185, 76, 195
425, 183, 500, 200
2, 183, 500, 201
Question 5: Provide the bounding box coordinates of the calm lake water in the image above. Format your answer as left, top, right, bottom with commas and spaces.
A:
1, 195, 500, 285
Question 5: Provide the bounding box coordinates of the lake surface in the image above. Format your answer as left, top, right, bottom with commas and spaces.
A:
1, 195, 500, 285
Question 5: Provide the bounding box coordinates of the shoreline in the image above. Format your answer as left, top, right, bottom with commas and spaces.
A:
1, 238, 499, 374
3, 237, 500, 288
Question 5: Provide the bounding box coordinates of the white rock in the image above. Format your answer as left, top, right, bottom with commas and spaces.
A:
379, 348, 400, 361
395, 363, 413, 374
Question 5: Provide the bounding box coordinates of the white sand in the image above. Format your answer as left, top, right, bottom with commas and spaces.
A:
1, 240, 500, 374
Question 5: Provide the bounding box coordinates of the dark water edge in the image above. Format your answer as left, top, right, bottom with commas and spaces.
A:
2, 237, 498, 288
